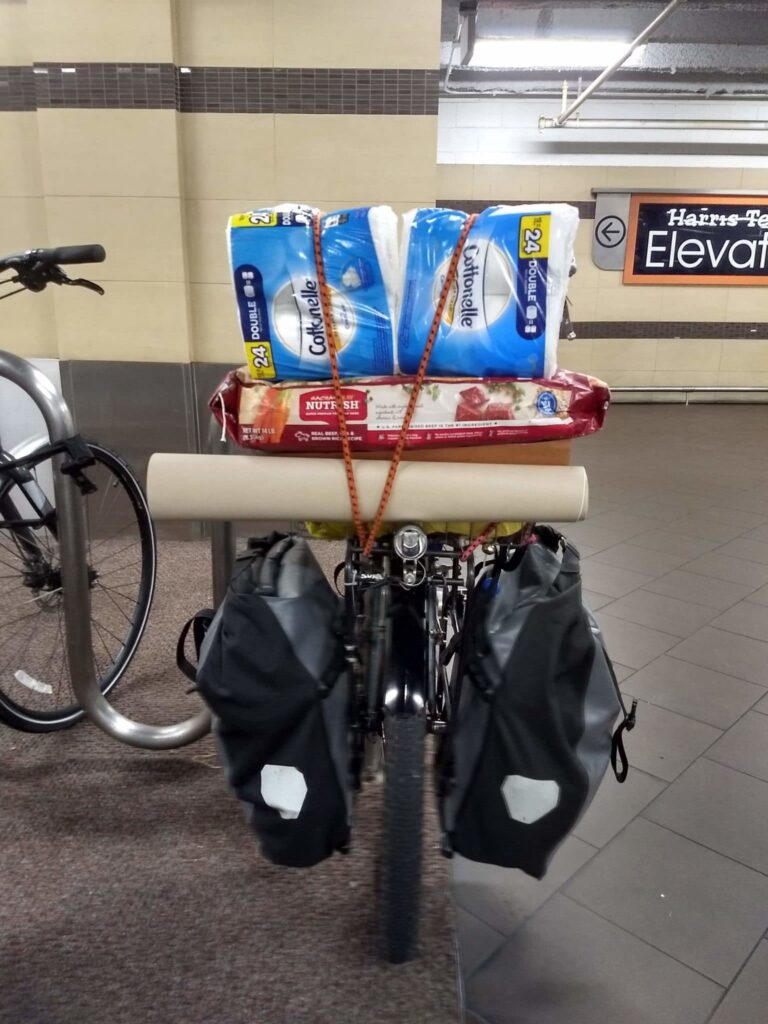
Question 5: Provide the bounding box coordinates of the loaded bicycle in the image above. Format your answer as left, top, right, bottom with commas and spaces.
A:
0, 246, 156, 731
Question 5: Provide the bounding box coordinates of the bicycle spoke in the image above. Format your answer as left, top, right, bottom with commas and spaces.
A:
97, 559, 143, 579
95, 580, 139, 603
91, 617, 118, 664
89, 520, 138, 554
94, 582, 134, 626
90, 615, 127, 649
95, 540, 142, 567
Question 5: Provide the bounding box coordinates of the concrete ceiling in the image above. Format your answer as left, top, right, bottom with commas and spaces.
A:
441, 1, 768, 95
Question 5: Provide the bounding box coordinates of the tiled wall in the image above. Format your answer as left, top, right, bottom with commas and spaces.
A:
438, 163, 768, 389
0, 0, 441, 368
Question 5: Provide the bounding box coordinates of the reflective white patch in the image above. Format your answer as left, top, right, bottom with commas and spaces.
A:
260, 764, 307, 820
14, 669, 53, 695
501, 775, 560, 824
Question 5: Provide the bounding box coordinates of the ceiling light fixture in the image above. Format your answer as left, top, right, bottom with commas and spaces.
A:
470, 38, 644, 70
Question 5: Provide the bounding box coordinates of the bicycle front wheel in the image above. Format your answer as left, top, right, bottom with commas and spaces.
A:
0, 441, 156, 732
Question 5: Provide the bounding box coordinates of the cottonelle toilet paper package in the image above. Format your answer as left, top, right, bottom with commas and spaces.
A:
229, 204, 399, 380
397, 204, 580, 378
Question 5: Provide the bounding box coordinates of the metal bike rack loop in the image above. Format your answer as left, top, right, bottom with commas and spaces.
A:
0, 349, 210, 749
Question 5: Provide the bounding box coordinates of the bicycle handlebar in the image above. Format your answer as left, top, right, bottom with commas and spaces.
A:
0, 244, 106, 272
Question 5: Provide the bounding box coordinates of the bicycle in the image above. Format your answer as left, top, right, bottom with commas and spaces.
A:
344, 522, 498, 963
0, 246, 157, 732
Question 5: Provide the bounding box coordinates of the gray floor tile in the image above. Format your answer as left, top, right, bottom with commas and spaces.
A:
595, 614, 679, 670
626, 656, 765, 729
592, 543, 690, 577
452, 837, 597, 937
678, 554, 768, 588
739, 523, 768, 545
628, 499, 696, 520
455, 908, 506, 978
707, 712, 768, 783
565, 819, 768, 985
709, 941, 768, 1024
643, 571, 756, 611
582, 511, 668, 539
612, 662, 635, 683
746, 582, 768, 606
622, 697, 722, 781
580, 560, 656, 599
669, 515, 759, 544
563, 522, 638, 554
629, 530, 720, 559
692, 507, 767, 530
463, 1012, 492, 1024
466, 895, 723, 1024
710, 600, 768, 643
756, 691, 768, 715
572, 768, 667, 848
717, 537, 768, 566
600, 591, 717, 639
582, 589, 613, 611
669, 627, 768, 687
645, 757, 768, 875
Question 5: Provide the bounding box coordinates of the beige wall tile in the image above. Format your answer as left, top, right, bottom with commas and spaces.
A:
725, 287, 768, 322
567, 286, 599, 320
175, 0, 273, 66
653, 370, 721, 386
44, 196, 186, 281
741, 170, 768, 190
0, 0, 31, 63
719, 370, 768, 386
274, 115, 437, 205
54, 280, 191, 361
180, 113, 276, 200
719, 341, 768, 373
557, 338, 592, 372
592, 369, 655, 387
436, 164, 474, 198
29, 0, 174, 62
273, 0, 441, 68
189, 282, 243, 364
537, 167, 597, 202
0, 288, 58, 358
0, 196, 48, 251
671, 167, 745, 191
656, 340, 722, 373
574, 222, 595, 256
37, 109, 181, 198
185, 198, 256, 284
591, 339, 658, 371
0, 112, 43, 197
471, 166, 542, 200
595, 284, 662, 320
658, 286, 730, 322
602, 167, 675, 190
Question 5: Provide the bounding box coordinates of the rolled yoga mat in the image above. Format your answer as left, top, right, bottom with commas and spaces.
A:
147, 453, 589, 523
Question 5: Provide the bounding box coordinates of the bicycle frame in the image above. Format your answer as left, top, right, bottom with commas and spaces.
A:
343, 531, 477, 773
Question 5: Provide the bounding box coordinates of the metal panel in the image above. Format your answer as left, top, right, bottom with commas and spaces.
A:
592, 193, 631, 271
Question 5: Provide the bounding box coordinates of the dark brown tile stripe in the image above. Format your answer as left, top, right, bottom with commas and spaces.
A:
438, 198, 598, 218
177, 67, 439, 114
33, 63, 177, 109
568, 322, 768, 340
0, 63, 438, 114
0, 65, 35, 111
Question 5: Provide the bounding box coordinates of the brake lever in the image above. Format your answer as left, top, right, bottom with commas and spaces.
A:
65, 277, 105, 296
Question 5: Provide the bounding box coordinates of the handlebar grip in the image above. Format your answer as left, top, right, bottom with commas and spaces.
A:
38, 244, 106, 265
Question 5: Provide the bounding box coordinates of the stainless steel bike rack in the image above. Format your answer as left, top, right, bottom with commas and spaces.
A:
0, 349, 210, 749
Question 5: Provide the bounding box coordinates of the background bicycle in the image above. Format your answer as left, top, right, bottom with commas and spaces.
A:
0, 247, 156, 731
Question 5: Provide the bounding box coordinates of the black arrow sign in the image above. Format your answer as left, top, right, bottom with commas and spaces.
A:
596, 215, 627, 249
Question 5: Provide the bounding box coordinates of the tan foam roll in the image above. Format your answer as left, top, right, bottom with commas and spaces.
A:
147, 453, 588, 523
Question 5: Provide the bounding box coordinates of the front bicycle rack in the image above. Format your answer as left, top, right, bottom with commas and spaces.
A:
0, 349, 211, 750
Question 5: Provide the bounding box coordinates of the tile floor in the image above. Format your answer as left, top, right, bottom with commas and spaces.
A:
456, 404, 768, 1024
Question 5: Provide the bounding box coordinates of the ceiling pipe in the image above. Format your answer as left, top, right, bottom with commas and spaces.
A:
545, 117, 768, 130
539, 0, 688, 128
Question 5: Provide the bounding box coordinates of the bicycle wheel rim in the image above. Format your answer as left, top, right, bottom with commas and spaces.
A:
0, 442, 156, 730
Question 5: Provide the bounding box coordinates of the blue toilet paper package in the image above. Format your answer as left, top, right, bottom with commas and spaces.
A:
229, 204, 399, 380
397, 204, 579, 379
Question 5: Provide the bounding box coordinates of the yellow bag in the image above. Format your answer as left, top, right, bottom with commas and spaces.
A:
305, 520, 523, 541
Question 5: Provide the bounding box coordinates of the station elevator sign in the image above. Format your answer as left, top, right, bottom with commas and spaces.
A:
624, 194, 768, 285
